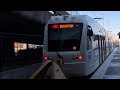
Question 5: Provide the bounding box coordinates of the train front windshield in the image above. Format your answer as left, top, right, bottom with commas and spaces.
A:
48, 23, 83, 51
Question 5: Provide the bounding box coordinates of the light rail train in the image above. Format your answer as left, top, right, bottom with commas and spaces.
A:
43, 15, 115, 77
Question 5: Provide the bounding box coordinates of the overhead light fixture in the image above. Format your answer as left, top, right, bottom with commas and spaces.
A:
49, 11, 54, 14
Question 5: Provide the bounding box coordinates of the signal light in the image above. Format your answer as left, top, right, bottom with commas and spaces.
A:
52, 24, 59, 29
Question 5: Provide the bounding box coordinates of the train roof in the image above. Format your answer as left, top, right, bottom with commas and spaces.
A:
47, 15, 106, 36
47, 15, 89, 23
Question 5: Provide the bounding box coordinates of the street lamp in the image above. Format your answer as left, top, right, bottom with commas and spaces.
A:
94, 18, 102, 19
94, 17, 106, 35
94, 18, 102, 21
94, 17, 107, 56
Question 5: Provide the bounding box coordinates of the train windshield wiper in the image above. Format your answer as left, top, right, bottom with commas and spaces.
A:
56, 50, 63, 58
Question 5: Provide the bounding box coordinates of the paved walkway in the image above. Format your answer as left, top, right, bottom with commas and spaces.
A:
91, 47, 120, 79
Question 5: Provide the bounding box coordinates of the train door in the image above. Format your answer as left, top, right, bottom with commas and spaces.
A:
93, 35, 99, 64
86, 25, 94, 64
98, 35, 103, 64
101, 36, 105, 61
103, 36, 106, 60
108, 38, 111, 54
101, 36, 104, 62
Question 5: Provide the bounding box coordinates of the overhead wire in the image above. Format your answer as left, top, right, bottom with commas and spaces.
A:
90, 11, 120, 34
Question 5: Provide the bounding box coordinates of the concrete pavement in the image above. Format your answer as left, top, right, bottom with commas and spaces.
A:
91, 47, 120, 79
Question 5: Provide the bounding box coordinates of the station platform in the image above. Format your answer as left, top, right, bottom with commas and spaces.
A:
90, 47, 120, 79
0, 63, 41, 79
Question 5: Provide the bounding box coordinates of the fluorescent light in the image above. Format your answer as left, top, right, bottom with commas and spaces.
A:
49, 11, 54, 14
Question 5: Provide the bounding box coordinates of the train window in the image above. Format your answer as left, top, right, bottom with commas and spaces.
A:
94, 35, 99, 41
87, 26, 94, 50
93, 35, 99, 49
101, 36, 105, 40
48, 23, 83, 51
87, 35, 93, 50
87, 25, 93, 37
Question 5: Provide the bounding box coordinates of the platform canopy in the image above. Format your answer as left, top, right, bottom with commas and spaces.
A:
0, 11, 69, 44
0, 11, 69, 35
